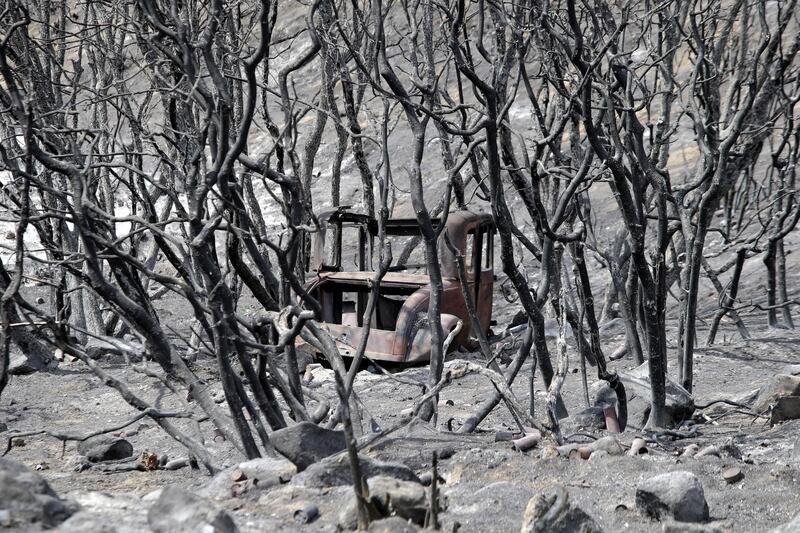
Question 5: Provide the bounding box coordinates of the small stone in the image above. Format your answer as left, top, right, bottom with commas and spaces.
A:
722, 467, 743, 484
695, 445, 720, 458
437, 446, 456, 460
77, 436, 133, 463
578, 447, 592, 460
231, 469, 247, 483
230, 480, 254, 498
590, 436, 624, 455
635, 471, 709, 523
163, 458, 190, 471
541, 445, 560, 460
12, 437, 25, 447
681, 444, 700, 458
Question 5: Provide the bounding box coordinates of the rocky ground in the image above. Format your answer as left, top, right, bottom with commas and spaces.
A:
2, 302, 800, 532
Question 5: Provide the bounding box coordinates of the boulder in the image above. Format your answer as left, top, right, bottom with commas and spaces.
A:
77, 436, 133, 463
270, 421, 346, 470
753, 375, 800, 414
521, 485, 603, 533
293, 454, 420, 488
770, 511, 800, 533
621, 363, 694, 426
148, 485, 238, 533
237, 457, 296, 488
0, 458, 76, 528
769, 397, 800, 424
560, 407, 606, 434
635, 471, 709, 523
338, 476, 428, 530
59, 512, 118, 532
780, 364, 800, 376
8, 350, 53, 375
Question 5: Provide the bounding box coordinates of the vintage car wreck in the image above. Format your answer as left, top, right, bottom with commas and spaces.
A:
301, 209, 495, 363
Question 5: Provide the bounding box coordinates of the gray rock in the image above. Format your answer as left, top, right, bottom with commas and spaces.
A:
621, 363, 695, 426
338, 476, 428, 530
636, 471, 709, 523
560, 407, 606, 434
59, 512, 119, 532
271, 421, 346, 470
770, 511, 800, 533
77, 436, 133, 462
753, 375, 800, 413
781, 364, 800, 376
237, 457, 297, 488
8, 351, 51, 375
198, 467, 240, 501
662, 521, 728, 532
148, 485, 238, 533
770, 396, 800, 423
592, 382, 619, 408
521, 485, 603, 533
590, 436, 624, 455
293, 454, 420, 488
444, 481, 533, 531
367, 516, 419, 532
0, 422, 7, 433
0, 458, 76, 528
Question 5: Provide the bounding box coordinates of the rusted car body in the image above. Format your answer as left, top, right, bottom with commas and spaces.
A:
302, 209, 495, 363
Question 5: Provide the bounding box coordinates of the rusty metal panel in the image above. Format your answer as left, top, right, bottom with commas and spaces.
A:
299, 209, 495, 363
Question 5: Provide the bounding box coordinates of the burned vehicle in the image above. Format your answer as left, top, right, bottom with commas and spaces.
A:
302, 209, 495, 363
